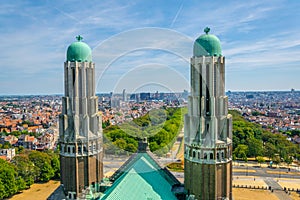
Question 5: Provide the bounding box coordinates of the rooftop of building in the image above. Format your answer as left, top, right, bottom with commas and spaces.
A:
100, 138, 183, 200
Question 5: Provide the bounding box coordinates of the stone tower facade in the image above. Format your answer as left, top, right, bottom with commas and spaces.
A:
59, 36, 103, 199
184, 28, 232, 200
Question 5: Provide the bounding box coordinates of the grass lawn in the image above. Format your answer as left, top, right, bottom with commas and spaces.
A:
9, 180, 60, 200
233, 188, 278, 200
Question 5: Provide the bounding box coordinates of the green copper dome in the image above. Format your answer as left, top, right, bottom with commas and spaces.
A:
193, 27, 222, 57
66, 35, 92, 62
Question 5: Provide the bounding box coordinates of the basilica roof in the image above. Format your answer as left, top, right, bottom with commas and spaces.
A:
101, 140, 181, 200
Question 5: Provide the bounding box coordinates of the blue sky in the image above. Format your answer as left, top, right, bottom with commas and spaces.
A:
0, 0, 300, 94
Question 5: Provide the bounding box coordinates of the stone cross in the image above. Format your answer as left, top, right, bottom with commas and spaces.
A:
76, 35, 83, 41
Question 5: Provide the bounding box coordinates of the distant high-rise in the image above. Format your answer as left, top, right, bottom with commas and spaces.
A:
122, 89, 127, 102
59, 36, 103, 199
184, 28, 232, 200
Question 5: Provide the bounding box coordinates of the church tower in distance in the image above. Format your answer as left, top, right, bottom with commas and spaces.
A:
184, 28, 232, 200
59, 36, 103, 199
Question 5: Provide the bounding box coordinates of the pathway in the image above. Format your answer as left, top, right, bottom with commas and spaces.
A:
263, 177, 292, 200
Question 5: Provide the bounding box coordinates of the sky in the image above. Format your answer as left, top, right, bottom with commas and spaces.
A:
0, 0, 300, 95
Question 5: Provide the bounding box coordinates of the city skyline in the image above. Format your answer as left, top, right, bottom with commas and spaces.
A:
1, 0, 300, 94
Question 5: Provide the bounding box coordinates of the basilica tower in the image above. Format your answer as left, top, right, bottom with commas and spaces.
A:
184, 28, 232, 200
59, 36, 103, 199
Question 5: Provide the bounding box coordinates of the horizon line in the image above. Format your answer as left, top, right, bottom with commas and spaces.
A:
0, 89, 299, 96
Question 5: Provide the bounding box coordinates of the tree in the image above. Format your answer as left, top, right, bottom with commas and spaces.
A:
251, 111, 260, 116
248, 137, 263, 158
50, 154, 60, 179
232, 154, 236, 162
12, 155, 37, 187
16, 176, 26, 191
257, 156, 265, 167
125, 143, 137, 153
113, 138, 127, 150
102, 120, 110, 129
284, 156, 293, 167
273, 155, 281, 167
40, 162, 55, 182
233, 144, 248, 159
149, 142, 159, 152
28, 151, 55, 182
16, 146, 24, 154
0, 159, 19, 198
264, 142, 276, 160
232, 135, 240, 149
242, 152, 248, 163
3, 141, 12, 149
0, 179, 6, 199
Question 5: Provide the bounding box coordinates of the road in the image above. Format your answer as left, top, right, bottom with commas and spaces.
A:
233, 161, 300, 179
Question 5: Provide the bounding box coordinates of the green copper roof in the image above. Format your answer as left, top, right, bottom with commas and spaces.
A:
66, 35, 92, 62
193, 27, 222, 57
101, 153, 179, 200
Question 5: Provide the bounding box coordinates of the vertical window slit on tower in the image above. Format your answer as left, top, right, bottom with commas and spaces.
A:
72, 68, 75, 86
86, 68, 89, 97
206, 64, 210, 115
214, 63, 217, 97
206, 87, 210, 115
191, 64, 194, 94
199, 64, 203, 97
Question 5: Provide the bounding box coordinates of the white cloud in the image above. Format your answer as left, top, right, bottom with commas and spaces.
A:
224, 30, 300, 70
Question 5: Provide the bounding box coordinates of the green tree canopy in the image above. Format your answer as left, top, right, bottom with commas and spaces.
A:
0, 159, 21, 198
247, 137, 263, 158
28, 151, 55, 182
12, 155, 37, 187
103, 107, 186, 155
233, 144, 248, 159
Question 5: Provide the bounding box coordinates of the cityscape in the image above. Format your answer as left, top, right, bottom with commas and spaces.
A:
1, 0, 300, 200
1, 90, 300, 199
1, 90, 300, 154
0, 91, 186, 159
